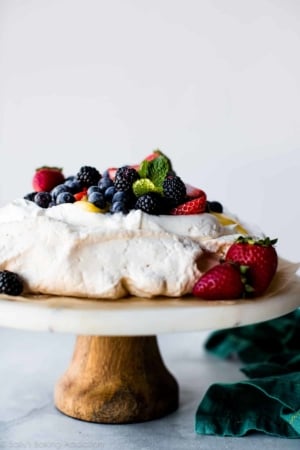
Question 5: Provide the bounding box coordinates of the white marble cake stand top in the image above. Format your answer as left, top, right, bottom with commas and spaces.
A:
0, 267, 299, 336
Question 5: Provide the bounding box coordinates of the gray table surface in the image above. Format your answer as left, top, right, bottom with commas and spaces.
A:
0, 327, 299, 450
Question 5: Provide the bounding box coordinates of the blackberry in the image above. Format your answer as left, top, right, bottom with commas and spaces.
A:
114, 166, 139, 192
0, 270, 23, 296
76, 166, 101, 187
34, 192, 52, 208
162, 175, 186, 205
135, 193, 161, 215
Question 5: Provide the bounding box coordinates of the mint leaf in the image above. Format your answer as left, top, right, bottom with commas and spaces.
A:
148, 155, 171, 188
138, 160, 150, 178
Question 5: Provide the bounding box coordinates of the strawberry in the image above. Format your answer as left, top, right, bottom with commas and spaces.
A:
107, 167, 118, 181
225, 236, 278, 296
170, 190, 207, 215
192, 262, 245, 300
143, 150, 161, 162
32, 166, 65, 192
74, 188, 88, 201
131, 164, 140, 171
185, 183, 203, 198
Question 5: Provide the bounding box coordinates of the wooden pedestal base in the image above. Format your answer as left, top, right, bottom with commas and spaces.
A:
54, 335, 179, 424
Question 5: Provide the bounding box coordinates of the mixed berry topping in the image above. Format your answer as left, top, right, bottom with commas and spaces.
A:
24, 150, 224, 217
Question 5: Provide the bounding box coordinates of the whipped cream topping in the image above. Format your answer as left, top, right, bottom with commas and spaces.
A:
0, 199, 261, 298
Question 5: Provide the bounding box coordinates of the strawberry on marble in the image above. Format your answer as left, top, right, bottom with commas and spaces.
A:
225, 236, 278, 296
193, 262, 245, 300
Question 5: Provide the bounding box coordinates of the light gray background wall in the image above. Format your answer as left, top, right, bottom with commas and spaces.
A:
0, 0, 299, 261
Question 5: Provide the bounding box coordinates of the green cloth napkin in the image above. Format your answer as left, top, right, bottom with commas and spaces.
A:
204, 310, 300, 364
196, 310, 300, 438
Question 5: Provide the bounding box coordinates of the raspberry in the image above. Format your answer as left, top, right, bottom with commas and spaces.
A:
135, 193, 161, 215
162, 176, 186, 205
76, 166, 101, 187
0, 270, 24, 296
114, 167, 140, 192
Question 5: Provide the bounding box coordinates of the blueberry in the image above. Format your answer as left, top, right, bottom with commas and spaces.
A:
51, 184, 70, 200
87, 185, 102, 196
34, 192, 52, 208
208, 201, 223, 213
24, 192, 36, 202
104, 186, 116, 201
65, 175, 76, 182
110, 201, 129, 214
112, 191, 128, 203
64, 178, 82, 193
98, 177, 113, 191
112, 190, 136, 208
88, 192, 106, 209
56, 192, 75, 205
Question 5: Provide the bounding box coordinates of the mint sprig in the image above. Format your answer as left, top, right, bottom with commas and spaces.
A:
138, 152, 172, 189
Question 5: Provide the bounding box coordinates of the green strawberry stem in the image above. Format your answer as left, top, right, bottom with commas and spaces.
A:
227, 261, 254, 297
35, 166, 63, 172
235, 236, 278, 247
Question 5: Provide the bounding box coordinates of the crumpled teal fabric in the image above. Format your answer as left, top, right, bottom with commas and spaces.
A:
204, 310, 300, 364
195, 310, 300, 438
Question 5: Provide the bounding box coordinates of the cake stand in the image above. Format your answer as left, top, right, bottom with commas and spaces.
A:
0, 265, 299, 425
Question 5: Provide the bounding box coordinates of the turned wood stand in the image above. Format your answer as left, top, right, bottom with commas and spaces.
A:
55, 335, 178, 423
